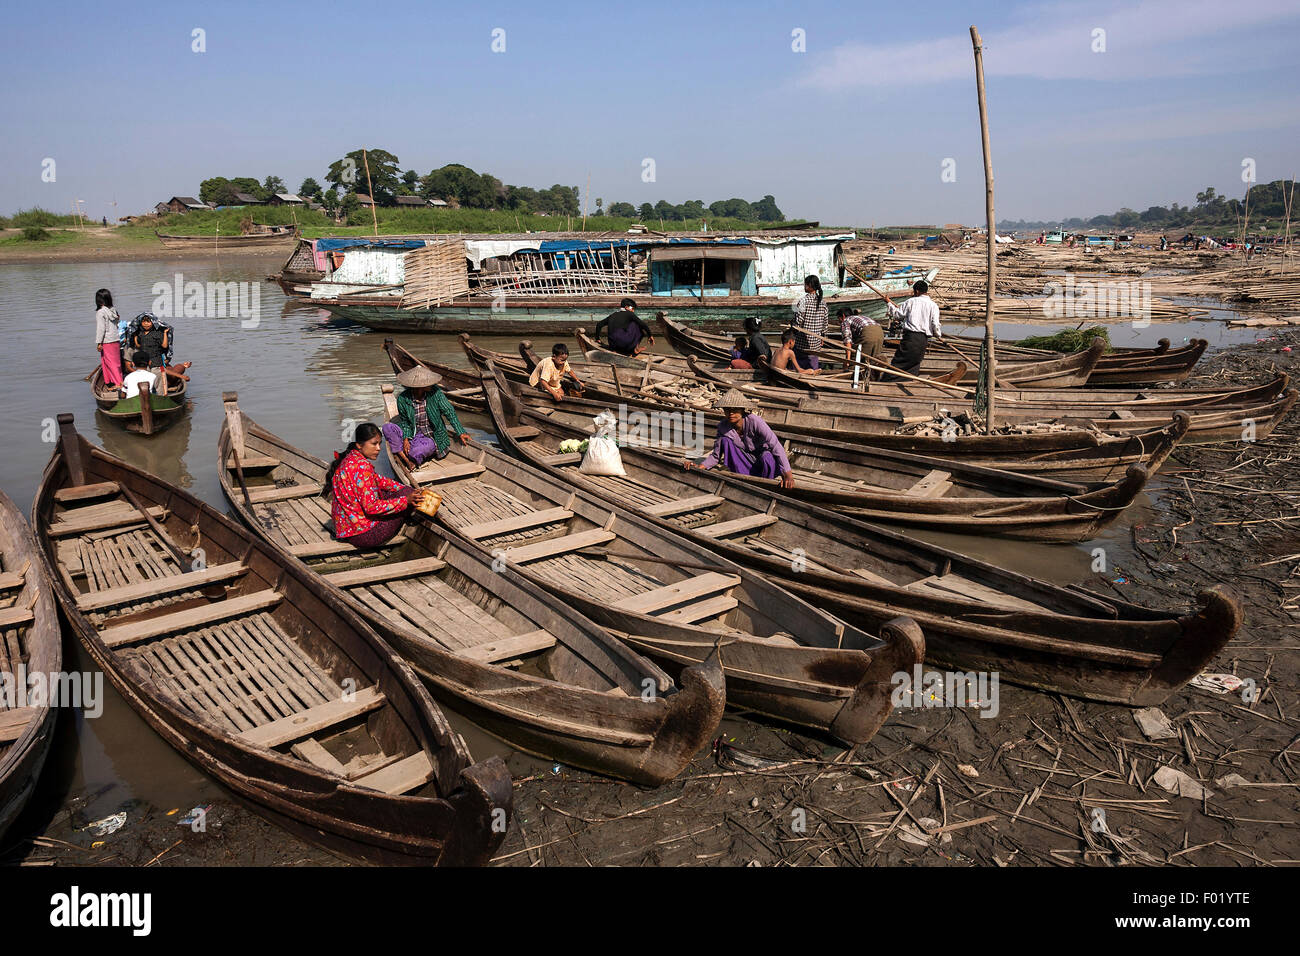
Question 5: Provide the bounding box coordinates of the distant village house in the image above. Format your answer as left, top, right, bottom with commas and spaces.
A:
267, 193, 306, 206
158, 196, 208, 214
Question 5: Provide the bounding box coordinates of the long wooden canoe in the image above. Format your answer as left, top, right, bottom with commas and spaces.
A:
374, 387, 924, 745
383, 338, 1197, 481
218, 394, 725, 786
657, 313, 1208, 386
489, 363, 1153, 542
480, 374, 1240, 706
90, 366, 188, 436
648, 317, 1107, 388
473, 337, 1298, 446
33, 414, 512, 866
0, 490, 61, 841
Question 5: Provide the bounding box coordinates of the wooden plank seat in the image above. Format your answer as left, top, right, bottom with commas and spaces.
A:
49, 504, 167, 537
323, 556, 447, 588
75, 562, 247, 611
612, 572, 740, 615
504, 425, 541, 440
903, 470, 954, 498
660, 595, 739, 624
642, 494, 725, 518
904, 574, 1048, 613
698, 513, 779, 538
227, 453, 280, 469
460, 629, 557, 663
239, 686, 385, 748
0, 608, 35, 630
501, 529, 616, 564
411, 461, 486, 484
0, 569, 26, 592
458, 507, 574, 540
291, 738, 347, 775
536, 452, 582, 466
245, 484, 323, 504
289, 536, 407, 558
0, 707, 39, 744
53, 481, 121, 504
353, 751, 433, 795
99, 590, 283, 647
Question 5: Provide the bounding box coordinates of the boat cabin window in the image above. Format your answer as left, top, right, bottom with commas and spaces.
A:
671, 259, 727, 287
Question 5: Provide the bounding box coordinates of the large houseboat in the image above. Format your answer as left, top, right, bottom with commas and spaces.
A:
273, 230, 937, 334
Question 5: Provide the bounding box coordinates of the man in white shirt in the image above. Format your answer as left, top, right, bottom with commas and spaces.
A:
881, 279, 941, 377
120, 350, 158, 399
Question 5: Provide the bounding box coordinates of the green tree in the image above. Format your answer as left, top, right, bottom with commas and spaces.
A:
322, 188, 339, 216
637, 202, 654, 220
421, 164, 498, 208
608, 201, 636, 218
400, 169, 420, 194
327, 148, 401, 205
751, 194, 783, 222
199, 176, 231, 205
298, 177, 322, 199
262, 175, 286, 198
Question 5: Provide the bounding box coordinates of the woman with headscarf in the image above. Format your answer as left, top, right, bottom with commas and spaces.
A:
685, 389, 794, 489
789, 274, 827, 370
382, 365, 470, 472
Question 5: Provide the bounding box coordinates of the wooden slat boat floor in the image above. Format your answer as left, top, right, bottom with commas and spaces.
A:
438, 482, 559, 545
66, 527, 209, 625
119, 611, 343, 735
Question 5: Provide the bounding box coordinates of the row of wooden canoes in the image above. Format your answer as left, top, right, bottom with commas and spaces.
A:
462, 336, 1297, 446
655, 313, 1211, 387
5, 332, 1260, 864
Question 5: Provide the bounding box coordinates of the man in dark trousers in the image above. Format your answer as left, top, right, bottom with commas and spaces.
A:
880, 279, 941, 378
594, 298, 654, 356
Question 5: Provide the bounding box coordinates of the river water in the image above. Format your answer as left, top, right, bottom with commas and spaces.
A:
0, 253, 1270, 849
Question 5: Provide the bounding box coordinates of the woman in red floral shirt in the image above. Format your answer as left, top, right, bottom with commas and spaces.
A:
322, 423, 420, 547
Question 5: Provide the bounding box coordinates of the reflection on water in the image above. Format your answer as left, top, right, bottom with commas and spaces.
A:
0, 254, 1261, 832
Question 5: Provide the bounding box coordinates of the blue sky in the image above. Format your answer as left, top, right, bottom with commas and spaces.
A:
2, 0, 1298, 225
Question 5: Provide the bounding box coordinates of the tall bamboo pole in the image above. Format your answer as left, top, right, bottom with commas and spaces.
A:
970, 25, 996, 431
362, 149, 379, 237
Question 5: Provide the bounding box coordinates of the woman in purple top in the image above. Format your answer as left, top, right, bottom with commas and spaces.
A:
684, 389, 795, 489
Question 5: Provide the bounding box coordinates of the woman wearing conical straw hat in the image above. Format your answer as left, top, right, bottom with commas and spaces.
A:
684, 389, 795, 490
382, 364, 470, 472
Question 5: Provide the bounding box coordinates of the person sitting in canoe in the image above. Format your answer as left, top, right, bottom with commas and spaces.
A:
382, 365, 470, 471
529, 343, 586, 402
685, 389, 795, 489
128, 313, 192, 389
769, 329, 821, 375
593, 298, 654, 356
322, 422, 424, 547
729, 336, 753, 369
120, 350, 159, 399
741, 316, 772, 366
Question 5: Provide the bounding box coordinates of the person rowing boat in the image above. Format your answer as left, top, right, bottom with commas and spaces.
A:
684, 388, 795, 489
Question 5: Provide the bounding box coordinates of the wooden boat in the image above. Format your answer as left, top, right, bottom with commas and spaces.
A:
479, 374, 1241, 706
89, 366, 188, 436
650, 317, 1106, 388
0, 490, 61, 841
490, 367, 1152, 542
372, 387, 924, 744
658, 313, 1208, 386
479, 337, 1298, 446
155, 226, 298, 250
217, 395, 726, 786
383, 338, 1197, 481
33, 414, 511, 866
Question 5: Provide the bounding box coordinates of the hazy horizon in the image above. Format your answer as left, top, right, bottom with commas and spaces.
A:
3, 0, 1298, 227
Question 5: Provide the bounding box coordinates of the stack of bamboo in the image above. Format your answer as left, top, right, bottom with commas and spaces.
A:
400, 240, 471, 309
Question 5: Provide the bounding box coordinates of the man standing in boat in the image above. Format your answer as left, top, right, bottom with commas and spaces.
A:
685, 389, 794, 489
593, 298, 654, 356
879, 279, 941, 378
